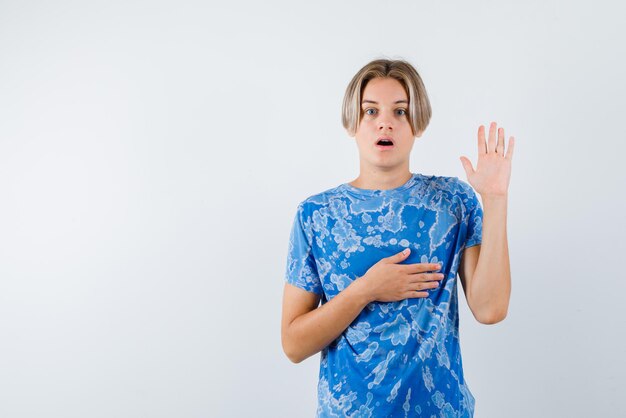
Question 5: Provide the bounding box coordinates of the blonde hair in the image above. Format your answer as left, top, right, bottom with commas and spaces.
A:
341, 59, 432, 137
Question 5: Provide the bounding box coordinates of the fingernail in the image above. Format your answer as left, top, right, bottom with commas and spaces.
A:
403, 248, 410, 255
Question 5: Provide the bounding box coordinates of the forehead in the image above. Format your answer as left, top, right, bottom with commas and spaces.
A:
361, 77, 408, 104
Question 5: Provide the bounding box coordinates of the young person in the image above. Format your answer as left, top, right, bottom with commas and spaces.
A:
281, 58, 513, 417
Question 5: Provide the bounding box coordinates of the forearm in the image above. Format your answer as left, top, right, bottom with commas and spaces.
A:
285, 279, 371, 363
470, 194, 511, 322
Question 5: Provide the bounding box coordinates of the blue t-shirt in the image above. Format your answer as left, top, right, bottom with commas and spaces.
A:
284, 172, 483, 418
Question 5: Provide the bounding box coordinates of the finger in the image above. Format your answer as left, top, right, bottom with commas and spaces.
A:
407, 280, 440, 292
488, 121, 497, 154
477, 125, 487, 154
407, 290, 430, 298
459, 156, 474, 177
497, 127, 505, 156
505, 136, 515, 160
403, 262, 442, 274
408, 272, 444, 283
387, 248, 411, 264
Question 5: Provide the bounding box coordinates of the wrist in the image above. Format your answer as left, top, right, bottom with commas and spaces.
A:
349, 275, 374, 306
480, 193, 508, 202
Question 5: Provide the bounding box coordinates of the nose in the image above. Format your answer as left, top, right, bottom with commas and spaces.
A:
378, 120, 393, 132
377, 111, 394, 131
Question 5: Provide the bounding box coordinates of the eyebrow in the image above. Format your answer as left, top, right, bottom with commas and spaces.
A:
362, 100, 408, 105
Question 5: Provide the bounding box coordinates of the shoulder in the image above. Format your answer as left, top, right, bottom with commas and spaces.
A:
425, 174, 477, 200
424, 174, 467, 193
418, 174, 480, 220
291, 184, 347, 224
296, 183, 346, 210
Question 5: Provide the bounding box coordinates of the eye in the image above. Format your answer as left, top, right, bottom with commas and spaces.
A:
396, 108, 407, 116
365, 108, 376, 115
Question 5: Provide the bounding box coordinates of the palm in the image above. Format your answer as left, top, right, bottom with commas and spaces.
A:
460, 122, 515, 197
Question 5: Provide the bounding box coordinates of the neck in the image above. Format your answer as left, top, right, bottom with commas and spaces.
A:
348, 167, 413, 190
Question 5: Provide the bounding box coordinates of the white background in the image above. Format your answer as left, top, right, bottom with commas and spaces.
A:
1, 1, 625, 417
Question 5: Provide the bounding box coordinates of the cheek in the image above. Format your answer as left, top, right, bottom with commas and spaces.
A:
359, 119, 377, 131
355, 120, 371, 135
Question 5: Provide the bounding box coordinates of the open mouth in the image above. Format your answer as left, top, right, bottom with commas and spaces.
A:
376, 139, 394, 148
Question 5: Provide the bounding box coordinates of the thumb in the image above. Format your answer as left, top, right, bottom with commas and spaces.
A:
459, 156, 474, 178
387, 247, 411, 263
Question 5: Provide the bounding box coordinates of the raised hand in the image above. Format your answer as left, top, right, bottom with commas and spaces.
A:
459, 121, 515, 197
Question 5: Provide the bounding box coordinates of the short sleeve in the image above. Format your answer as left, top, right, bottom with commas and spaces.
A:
284, 204, 323, 296
463, 184, 483, 249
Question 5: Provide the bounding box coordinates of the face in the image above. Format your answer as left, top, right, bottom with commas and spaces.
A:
352, 77, 421, 169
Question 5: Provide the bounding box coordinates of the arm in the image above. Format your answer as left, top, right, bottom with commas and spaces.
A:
459, 121, 515, 325
459, 195, 511, 324
281, 281, 370, 364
